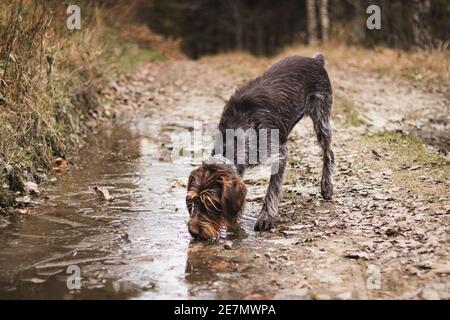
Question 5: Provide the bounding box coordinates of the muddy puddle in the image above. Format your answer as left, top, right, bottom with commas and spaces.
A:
0, 115, 272, 299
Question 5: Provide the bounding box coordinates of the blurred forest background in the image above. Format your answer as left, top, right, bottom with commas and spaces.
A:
130, 0, 450, 57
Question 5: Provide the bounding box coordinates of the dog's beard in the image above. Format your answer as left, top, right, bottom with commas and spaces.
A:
186, 163, 247, 240
188, 214, 225, 240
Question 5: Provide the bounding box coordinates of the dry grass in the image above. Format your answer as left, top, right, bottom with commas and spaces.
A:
280, 44, 450, 93
0, 1, 110, 169
0, 1, 170, 208
204, 42, 449, 94
364, 131, 450, 202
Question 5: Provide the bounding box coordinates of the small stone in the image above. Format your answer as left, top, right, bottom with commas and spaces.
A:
344, 250, 369, 260
15, 195, 31, 205
223, 241, 233, 250
23, 181, 39, 195
420, 288, 440, 300
243, 293, 271, 300
385, 227, 399, 236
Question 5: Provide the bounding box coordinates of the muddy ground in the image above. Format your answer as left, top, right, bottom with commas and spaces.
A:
0, 54, 448, 299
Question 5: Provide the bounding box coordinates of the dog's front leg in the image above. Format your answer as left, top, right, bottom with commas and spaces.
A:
254, 146, 287, 231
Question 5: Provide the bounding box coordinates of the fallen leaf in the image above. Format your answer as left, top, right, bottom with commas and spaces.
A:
21, 277, 46, 284
14, 209, 32, 215
23, 181, 39, 195
94, 186, 113, 201
15, 195, 32, 205
273, 225, 288, 233
223, 241, 233, 250
344, 250, 369, 260
210, 261, 233, 270
247, 194, 264, 202
170, 180, 187, 188
289, 224, 314, 230
51, 157, 68, 173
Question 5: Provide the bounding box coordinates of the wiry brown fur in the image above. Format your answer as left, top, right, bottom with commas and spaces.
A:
187, 54, 334, 238
186, 163, 247, 240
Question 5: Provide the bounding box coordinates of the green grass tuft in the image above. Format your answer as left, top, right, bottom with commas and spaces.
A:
333, 94, 366, 127
115, 44, 168, 72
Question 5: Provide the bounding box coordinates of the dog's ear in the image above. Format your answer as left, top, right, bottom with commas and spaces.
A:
221, 174, 247, 222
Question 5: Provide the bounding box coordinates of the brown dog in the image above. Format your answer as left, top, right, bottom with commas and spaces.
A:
186, 54, 334, 239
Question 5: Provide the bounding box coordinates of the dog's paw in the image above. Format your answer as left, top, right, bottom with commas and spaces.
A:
321, 183, 333, 200
254, 213, 275, 231
321, 189, 333, 200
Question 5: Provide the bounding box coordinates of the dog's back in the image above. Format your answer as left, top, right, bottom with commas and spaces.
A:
194, 54, 335, 235
219, 54, 332, 144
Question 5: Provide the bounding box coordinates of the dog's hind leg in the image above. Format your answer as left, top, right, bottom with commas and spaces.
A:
308, 93, 334, 200
254, 145, 287, 231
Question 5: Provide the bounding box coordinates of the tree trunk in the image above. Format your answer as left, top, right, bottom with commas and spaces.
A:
319, 0, 329, 42
307, 0, 318, 44
352, 1, 365, 43
412, 0, 432, 49
228, 0, 244, 50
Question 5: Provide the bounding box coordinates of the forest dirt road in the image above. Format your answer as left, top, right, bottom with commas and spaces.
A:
1, 53, 448, 299
109, 54, 449, 299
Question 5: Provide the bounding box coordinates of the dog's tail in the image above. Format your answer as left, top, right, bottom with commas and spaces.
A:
313, 52, 325, 66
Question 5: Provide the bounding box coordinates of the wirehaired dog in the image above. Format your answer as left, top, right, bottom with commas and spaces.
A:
186, 54, 334, 240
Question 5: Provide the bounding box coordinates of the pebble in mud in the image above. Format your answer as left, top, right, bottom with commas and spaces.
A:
223, 241, 233, 250
385, 227, 399, 236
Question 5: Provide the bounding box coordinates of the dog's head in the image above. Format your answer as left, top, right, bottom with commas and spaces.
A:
186, 163, 247, 240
